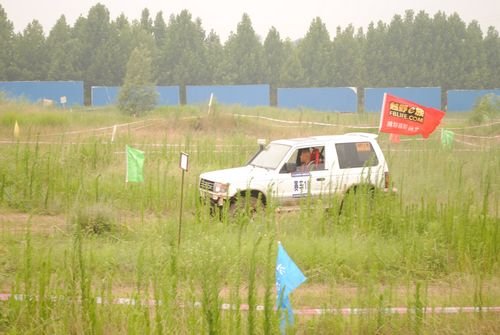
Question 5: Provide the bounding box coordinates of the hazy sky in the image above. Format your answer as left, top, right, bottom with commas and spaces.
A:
2, 0, 499, 40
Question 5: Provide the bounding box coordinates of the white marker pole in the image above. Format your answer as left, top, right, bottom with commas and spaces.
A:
178, 152, 189, 247
208, 93, 214, 115
111, 125, 117, 142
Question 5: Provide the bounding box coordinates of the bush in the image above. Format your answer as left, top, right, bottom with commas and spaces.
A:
469, 94, 500, 124
118, 46, 157, 116
73, 204, 117, 235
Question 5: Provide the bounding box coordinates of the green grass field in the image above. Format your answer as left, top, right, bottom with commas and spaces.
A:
0, 101, 498, 334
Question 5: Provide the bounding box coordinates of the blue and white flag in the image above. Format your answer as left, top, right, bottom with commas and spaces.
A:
276, 242, 306, 332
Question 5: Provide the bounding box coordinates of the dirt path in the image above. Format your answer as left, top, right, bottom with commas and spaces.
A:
0, 211, 67, 235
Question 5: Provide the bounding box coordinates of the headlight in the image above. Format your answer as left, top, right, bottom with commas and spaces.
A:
213, 182, 229, 193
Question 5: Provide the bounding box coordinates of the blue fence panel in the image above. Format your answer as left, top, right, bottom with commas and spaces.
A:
186, 84, 270, 107
0, 81, 84, 106
364, 87, 441, 112
91, 86, 119, 106
92, 86, 180, 106
277, 87, 357, 112
447, 89, 500, 112
157, 86, 180, 105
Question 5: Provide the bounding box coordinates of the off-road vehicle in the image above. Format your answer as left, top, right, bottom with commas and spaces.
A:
199, 133, 392, 214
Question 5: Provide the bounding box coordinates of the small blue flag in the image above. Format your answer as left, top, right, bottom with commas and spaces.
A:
276, 242, 306, 332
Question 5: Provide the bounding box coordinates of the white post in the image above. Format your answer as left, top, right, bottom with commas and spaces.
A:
111, 125, 117, 142
207, 93, 214, 115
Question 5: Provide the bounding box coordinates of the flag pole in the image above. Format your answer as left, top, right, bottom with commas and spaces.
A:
378, 93, 387, 134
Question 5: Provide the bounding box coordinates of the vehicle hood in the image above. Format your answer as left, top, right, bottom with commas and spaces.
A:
199, 165, 270, 186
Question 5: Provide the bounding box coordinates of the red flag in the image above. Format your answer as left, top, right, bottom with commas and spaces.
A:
379, 94, 445, 138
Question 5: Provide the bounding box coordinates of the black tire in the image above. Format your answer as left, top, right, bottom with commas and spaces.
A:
229, 194, 263, 217
338, 185, 375, 216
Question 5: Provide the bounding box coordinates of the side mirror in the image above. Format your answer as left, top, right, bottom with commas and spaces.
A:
280, 162, 296, 174
257, 138, 266, 150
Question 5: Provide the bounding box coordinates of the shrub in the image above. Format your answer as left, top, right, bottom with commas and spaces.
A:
73, 204, 117, 235
118, 46, 158, 116
469, 93, 500, 124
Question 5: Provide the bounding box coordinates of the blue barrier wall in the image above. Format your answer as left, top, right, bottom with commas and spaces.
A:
186, 84, 270, 107
0, 81, 84, 106
157, 86, 180, 106
277, 87, 357, 112
447, 89, 500, 112
91, 86, 180, 106
91, 86, 119, 106
364, 87, 441, 112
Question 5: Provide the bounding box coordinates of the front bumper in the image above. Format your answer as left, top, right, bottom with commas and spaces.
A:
199, 189, 230, 207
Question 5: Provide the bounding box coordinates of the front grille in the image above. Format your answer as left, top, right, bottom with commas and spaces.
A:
200, 178, 215, 192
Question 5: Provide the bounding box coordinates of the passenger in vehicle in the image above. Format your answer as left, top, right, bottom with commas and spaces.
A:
310, 148, 325, 170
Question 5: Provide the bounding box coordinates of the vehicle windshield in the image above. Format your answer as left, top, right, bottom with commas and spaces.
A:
249, 143, 291, 170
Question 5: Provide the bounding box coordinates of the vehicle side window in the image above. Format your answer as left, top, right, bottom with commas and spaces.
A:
335, 142, 379, 169
280, 146, 326, 173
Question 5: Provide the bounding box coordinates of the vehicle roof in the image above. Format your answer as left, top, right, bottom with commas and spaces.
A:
271, 132, 379, 146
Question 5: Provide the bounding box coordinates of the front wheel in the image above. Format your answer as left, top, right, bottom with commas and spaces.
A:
229, 194, 264, 218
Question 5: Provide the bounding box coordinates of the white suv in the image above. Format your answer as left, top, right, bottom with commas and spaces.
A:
199, 133, 392, 213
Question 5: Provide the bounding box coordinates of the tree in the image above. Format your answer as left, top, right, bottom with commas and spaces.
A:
224, 13, 264, 84
264, 27, 286, 105
384, 14, 408, 86
462, 20, 487, 88
298, 17, 333, 86
111, 15, 155, 85
71, 15, 87, 77
46, 15, 79, 80
263, 27, 286, 85
10, 20, 48, 80
364, 21, 388, 87
109, 14, 133, 85
483, 26, 500, 88
204, 30, 225, 84
140, 8, 153, 35
331, 25, 364, 87
434, 12, 467, 89
118, 46, 158, 116
153, 11, 167, 46
407, 11, 434, 86
0, 5, 14, 80
72, 4, 114, 103
156, 10, 207, 88
280, 44, 305, 87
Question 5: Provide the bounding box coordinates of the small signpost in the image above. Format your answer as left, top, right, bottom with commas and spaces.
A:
178, 152, 189, 247
60, 96, 67, 109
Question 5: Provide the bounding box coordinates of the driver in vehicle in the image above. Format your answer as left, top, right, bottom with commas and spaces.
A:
297, 148, 313, 172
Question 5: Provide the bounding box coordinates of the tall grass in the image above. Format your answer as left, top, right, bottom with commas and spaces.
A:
0, 104, 498, 333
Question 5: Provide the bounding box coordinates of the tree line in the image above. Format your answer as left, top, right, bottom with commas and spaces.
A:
0, 4, 499, 104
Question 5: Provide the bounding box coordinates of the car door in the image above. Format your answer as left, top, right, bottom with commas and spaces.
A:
304, 146, 331, 198
272, 148, 310, 206
330, 141, 381, 192
273, 145, 331, 205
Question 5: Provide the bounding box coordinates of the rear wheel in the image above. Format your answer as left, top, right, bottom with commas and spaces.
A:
338, 185, 375, 216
